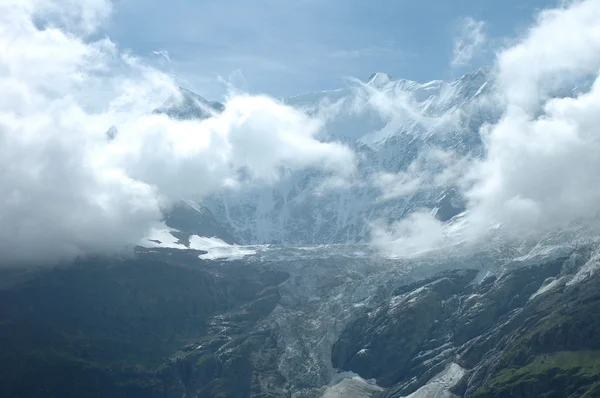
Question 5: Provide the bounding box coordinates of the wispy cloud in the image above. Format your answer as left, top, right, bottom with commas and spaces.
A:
152, 50, 171, 63
373, 149, 468, 202
451, 17, 486, 68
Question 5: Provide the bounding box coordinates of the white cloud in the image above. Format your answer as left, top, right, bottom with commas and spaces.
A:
110, 94, 355, 198
373, 149, 465, 202
464, 0, 600, 240
451, 17, 486, 68
495, 0, 600, 111
0, 0, 355, 266
32, 0, 113, 35
370, 210, 448, 257
152, 50, 171, 63
466, 79, 600, 239
374, 172, 424, 201
350, 80, 465, 142
372, 0, 600, 255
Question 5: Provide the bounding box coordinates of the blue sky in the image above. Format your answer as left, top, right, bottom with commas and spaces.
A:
106, 0, 559, 99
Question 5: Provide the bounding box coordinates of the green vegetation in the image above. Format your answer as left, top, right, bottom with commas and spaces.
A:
475, 350, 600, 397
473, 270, 600, 398
499, 312, 573, 366
497, 350, 600, 383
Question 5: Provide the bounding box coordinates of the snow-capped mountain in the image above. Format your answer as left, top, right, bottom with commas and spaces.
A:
154, 87, 225, 120
159, 69, 498, 245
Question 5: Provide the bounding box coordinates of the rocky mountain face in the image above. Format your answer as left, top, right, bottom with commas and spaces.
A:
332, 246, 600, 397
164, 202, 238, 244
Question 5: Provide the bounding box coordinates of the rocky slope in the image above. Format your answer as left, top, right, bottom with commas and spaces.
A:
332, 245, 600, 397
2, 239, 600, 397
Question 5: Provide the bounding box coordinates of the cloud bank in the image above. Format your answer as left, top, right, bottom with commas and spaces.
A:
5, 0, 600, 264
374, 0, 600, 256
0, 0, 355, 266
465, 0, 600, 239
374, 149, 467, 202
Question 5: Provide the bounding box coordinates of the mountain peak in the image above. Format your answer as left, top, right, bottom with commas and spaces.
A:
367, 72, 392, 86
154, 87, 224, 120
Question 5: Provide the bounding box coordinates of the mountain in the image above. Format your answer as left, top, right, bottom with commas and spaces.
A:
4, 71, 600, 398
165, 69, 497, 245
333, 247, 600, 397
154, 87, 224, 121
164, 202, 238, 244
151, 71, 496, 245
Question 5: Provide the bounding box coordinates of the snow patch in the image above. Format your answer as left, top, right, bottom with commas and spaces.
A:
139, 224, 186, 249
139, 226, 258, 260
189, 236, 257, 260
567, 251, 600, 286
513, 243, 567, 264
473, 81, 488, 97
529, 276, 568, 300
322, 372, 382, 398
402, 362, 465, 398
